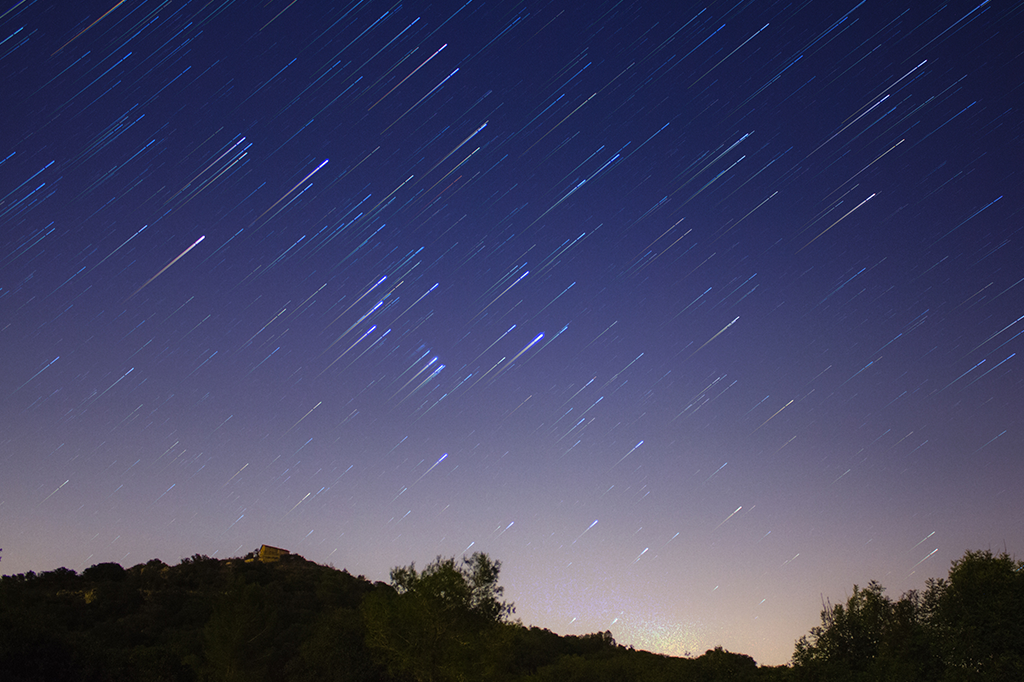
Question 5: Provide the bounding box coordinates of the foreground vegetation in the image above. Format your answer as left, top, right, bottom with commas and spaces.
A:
0, 547, 1019, 681
793, 549, 1023, 682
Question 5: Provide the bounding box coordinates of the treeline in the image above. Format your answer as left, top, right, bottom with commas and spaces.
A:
0, 549, 782, 681
0, 548, 1020, 681
793, 549, 1024, 682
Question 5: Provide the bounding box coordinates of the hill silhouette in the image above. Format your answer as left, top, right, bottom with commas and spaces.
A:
0, 548, 788, 681
3, 547, 1020, 681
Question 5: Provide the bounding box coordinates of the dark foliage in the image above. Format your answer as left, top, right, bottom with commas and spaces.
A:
792, 549, 1024, 682
0, 551, 379, 682
27, 545, 1018, 681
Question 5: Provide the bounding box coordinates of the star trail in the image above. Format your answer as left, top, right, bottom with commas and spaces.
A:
1, 0, 1022, 665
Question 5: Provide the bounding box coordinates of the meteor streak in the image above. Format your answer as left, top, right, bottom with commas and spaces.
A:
490, 332, 544, 382
369, 44, 447, 110
125, 235, 205, 301
714, 506, 743, 531
613, 440, 644, 467
52, 0, 126, 55
753, 399, 794, 432
414, 452, 448, 484
798, 193, 875, 251
249, 158, 329, 228
686, 317, 739, 360
382, 68, 460, 133
418, 121, 488, 182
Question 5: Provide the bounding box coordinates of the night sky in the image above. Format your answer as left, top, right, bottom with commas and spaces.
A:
2, 0, 1022, 665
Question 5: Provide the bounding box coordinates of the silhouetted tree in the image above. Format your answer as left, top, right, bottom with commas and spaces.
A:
926, 549, 1024, 681
793, 549, 1023, 682
793, 580, 892, 680
361, 552, 514, 682
697, 645, 759, 681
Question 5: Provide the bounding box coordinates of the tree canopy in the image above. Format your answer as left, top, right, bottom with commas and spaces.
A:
792, 549, 1024, 682
361, 552, 515, 682
1, 546, 1018, 681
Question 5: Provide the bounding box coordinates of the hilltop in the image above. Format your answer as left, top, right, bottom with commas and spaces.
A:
4, 547, 1020, 680
0, 548, 788, 681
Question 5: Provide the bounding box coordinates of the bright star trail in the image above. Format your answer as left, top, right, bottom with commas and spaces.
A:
1, 0, 1021, 666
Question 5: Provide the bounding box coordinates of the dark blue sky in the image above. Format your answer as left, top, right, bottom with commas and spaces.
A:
2, 0, 1021, 664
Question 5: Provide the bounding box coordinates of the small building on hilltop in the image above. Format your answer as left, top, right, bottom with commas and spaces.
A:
258, 544, 291, 562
